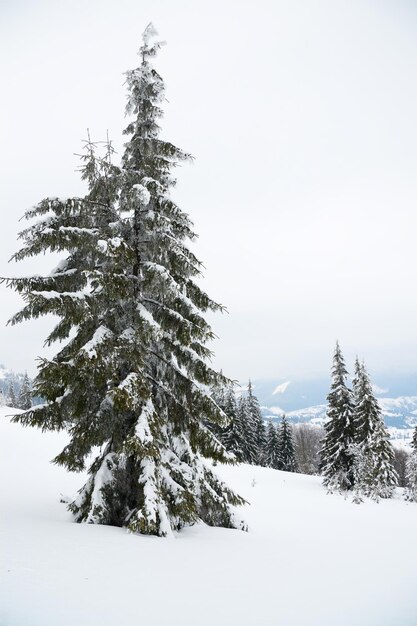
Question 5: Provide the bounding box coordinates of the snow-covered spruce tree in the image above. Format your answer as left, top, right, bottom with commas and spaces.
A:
411, 426, 417, 453
5, 25, 245, 536
237, 394, 258, 464
17, 372, 32, 410
351, 356, 363, 421
221, 389, 245, 461
320, 342, 355, 492
278, 415, 297, 472
265, 419, 282, 469
211, 385, 259, 464
353, 361, 397, 500
405, 424, 417, 501
7, 382, 17, 409
246, 381, 267, 466
405, 434, 417, 502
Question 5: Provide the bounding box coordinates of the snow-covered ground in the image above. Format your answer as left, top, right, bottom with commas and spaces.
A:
1, 406, 417, 626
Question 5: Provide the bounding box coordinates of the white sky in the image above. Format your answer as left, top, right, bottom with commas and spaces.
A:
1, 0, 417, 380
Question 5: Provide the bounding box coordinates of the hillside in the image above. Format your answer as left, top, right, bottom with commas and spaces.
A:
2, 408, 417, 625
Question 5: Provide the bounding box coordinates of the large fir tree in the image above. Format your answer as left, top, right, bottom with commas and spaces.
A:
5, 25, 245, 536
320, 342, 355, 491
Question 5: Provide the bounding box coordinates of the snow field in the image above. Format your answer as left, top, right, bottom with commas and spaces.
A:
1, 407, 417, 626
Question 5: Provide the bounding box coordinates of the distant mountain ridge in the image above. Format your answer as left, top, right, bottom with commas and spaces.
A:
247, 373, 417, 412
243, 375, 417, 431
262, 397, 417, 430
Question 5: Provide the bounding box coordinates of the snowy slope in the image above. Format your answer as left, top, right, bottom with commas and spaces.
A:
2, 407, 417, 626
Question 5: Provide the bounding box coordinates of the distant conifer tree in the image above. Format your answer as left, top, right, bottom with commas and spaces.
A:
265, 419, 282, 469
246, 381, 267, 466
320, 342, 355, 491
17, 372, 32, 410
411, 426, 417, 453
353, 361, 397, 500
237, 394, 258, 464
7, 382, 17, 408
405, 448, 417, 502
222, 389, 245, 461
278, 415, 297, 472
405, 425, 417, 501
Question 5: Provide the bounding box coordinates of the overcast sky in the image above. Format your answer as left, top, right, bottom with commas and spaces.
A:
1, 0, 417, 381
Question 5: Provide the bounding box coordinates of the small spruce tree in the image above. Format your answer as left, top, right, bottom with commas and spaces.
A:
222, 389, 245, 461
353, 361, 397, 500
405, 425, 417, 501
265, 419, 282, 469
237, 394, 259, 464
405, 448, 417, 502
411, 426, 417, 453
17, 372, 32, 410
278, 414, 297, 472
7, 382, 17, 408
320, 342, 356, 491
246, 381, 267, 466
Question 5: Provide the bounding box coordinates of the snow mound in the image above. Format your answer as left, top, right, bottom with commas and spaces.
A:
1, 407, 417, 626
